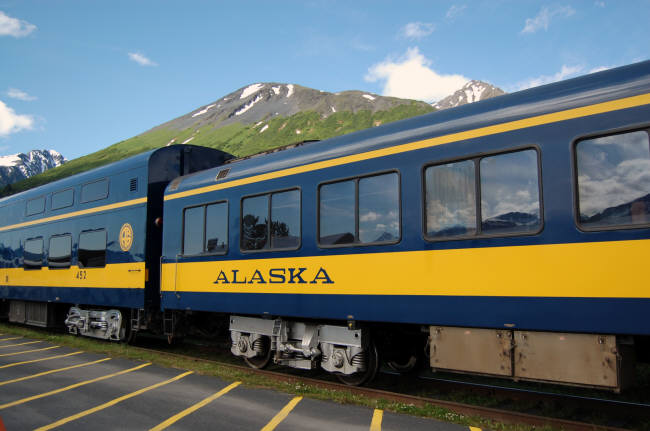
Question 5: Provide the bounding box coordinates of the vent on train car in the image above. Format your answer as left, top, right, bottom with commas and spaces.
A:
129, 178, 138, 192
216, 168, 230, 181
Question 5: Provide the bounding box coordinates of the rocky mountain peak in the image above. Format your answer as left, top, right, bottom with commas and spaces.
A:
0, 149, 66, 188
433, 80, 505, 110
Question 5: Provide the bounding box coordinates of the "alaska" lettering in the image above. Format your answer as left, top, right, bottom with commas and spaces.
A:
213, 267, 334, 285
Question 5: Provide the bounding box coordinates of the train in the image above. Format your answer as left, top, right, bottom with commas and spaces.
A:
2, 60, 650, 391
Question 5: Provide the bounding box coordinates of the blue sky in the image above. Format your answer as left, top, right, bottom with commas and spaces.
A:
1, 1, 649, 160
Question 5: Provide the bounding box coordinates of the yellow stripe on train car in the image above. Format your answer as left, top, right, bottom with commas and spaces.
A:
0, 262, 146, 290
162, 239, 650, 298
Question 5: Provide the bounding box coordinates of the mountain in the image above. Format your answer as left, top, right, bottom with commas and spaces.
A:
0, 150, 66, 188
433, 80, 505, 110
1, 83, 434, 196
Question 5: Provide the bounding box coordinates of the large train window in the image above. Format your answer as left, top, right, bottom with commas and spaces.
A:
81, 179, 109, 203
319, 172, 400, 246
23, 237, 43, 270
52, 188, 74, 210
26, 196, 45, 216
576, 129, 650, 229
241, 189, 300, 251
424, 149, 541, 240
182, 201, 229, 255
78, 229, 106, 268
48, 234, 71, 269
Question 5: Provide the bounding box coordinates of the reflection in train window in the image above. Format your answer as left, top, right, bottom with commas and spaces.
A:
206, 202, 228, 253
577, 130, 650, 229
78, 229, 106, 268
480, 150, 540, 234
24, 237, 43, 270
425, 149, 541, 240
319, 172, 400, 246
241, 190, 300, 251
48, 234, 71, 269
425, 160, 476, 238
52, 189, 74, 210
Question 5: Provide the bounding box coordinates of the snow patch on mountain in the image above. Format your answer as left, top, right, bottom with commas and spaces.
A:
241, 83, 265, 99
192, 104, 216, 118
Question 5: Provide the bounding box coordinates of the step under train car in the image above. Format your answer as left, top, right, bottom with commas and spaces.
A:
161, 61, 650, 390
0, 145, 232, 340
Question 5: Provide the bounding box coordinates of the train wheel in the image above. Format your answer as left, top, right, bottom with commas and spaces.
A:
336, 342, 379, 386
386, 355, 418, 373
243, 335, 272, 369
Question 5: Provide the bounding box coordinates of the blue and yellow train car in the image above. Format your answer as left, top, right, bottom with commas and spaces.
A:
161, 61, 650, 389
0, 145, 231, 339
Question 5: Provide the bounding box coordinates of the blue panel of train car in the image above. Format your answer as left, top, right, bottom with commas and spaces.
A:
161, 61, 650, 337
0, 145, 231, 318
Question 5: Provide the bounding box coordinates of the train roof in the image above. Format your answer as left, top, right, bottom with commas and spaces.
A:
166, 60, 650, 198
0, 145, 194, 208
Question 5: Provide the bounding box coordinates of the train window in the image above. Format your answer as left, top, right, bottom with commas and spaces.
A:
78, 230, 106, 268
183, 206, 205, 255
425, 160, 476, 238
480, 150, 540, 234
424, 149, 541, 240
52, 188, 74, 210
576, 130, 650, 229
319, 172, 400, 246
241, 189, 301, 251
81, 179, 109, 203
359, 173, 400, 243
26, 197, 45, 216
205, 202, 228, 253
319, 180, 355, 245
48, 234, 71, 269
23, 237, 43, 270
242, 195, 269, 250
271, 189, 300, 249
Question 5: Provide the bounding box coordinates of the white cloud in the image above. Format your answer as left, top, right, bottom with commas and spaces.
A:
594, 1, 605, 7
365, 47, 468, 103
521, 5, 575, 34
0, 11, 36, 38
0, 100, 34, 137
7, 88, 36, 101
400, 22, 435, 40
128, 52, 158, 67
446, 5, 467, 20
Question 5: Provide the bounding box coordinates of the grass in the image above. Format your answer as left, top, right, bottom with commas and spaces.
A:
0, 322, 548, 431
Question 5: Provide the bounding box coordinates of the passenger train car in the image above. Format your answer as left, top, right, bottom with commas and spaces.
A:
3, 61, 650, 391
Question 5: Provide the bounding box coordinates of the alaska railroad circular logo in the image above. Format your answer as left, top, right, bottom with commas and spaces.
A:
119, 223, 134, 252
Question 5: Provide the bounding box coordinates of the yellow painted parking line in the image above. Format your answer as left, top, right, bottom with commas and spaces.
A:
0, 337, 22, 342
0, 357, 111, 387
0, 362, 150, 410
0, 340, 41, 349
370, 409, 383, 431
0, 345, 59, 357
149, 381, 241, 431
0, 351, 83, 369
34, 370, 193, 431
469, 428, 482, 431
261, 396, 303, 431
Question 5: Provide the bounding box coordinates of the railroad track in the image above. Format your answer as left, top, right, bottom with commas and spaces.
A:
135, 341, 648, 431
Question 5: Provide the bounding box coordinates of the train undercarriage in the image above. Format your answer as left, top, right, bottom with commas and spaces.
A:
0, 298, 643, 391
